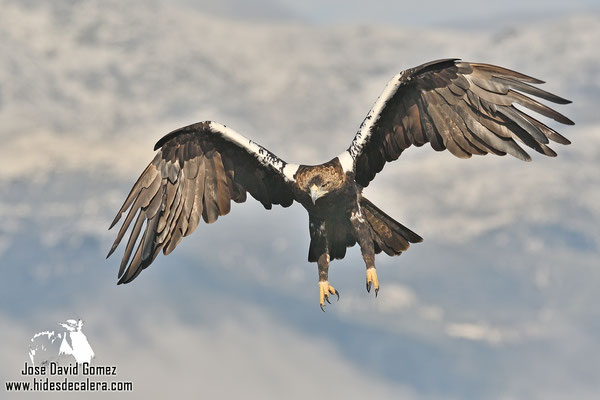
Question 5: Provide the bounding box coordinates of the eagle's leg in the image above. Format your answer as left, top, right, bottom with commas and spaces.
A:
351, 210, 379, 296
317, 253, 339, 311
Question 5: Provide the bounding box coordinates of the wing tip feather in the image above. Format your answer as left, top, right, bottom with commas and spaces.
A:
108, 215, 121, 230
515, 147, 532, 162
412, 235, 424, 243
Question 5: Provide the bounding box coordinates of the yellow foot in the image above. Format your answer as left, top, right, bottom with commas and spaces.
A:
319, 281, 340, 312
366, 267, 379, 296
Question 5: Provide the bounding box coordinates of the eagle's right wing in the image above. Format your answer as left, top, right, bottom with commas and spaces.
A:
107, 121, 299, 284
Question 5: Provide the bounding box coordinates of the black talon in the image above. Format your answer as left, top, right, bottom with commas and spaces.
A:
326, 296, 331, 304
366, 281, 372, 293
320, 304, 325, 312
375, 287, 379, 297
334, 289, 340, 301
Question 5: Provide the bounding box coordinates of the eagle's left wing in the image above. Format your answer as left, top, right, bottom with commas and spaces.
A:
339, 59, 573, 187
107, 121, 298, 284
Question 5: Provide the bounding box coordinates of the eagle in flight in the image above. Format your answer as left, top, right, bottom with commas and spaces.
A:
107, 59, 573, 310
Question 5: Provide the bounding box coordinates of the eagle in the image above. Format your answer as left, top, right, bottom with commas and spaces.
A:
107, 59, 573, 310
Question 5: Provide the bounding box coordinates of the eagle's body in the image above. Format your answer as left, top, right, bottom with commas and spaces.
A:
292, 158, 423, 306
107, 59, 573, 310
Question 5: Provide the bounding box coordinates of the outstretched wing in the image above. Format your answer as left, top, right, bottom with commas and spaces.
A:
107, 121, 299, 284
339, 59, 573, 187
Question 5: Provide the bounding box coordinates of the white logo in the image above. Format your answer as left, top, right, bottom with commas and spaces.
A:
29, 319, 95, 366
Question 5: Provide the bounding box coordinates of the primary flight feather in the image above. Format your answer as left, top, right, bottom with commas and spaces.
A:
107, 59, 573, 310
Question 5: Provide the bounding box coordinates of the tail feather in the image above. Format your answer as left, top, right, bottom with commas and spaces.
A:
327, 218, 356, 260
360, 196, 423, 256
308, 217, 356, 262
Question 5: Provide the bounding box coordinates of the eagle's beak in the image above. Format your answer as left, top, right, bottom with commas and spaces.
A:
310, 184, 327, 204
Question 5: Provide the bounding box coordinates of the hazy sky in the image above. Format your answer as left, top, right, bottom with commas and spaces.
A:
177, 0, 600, 27
1, 1, 599, 399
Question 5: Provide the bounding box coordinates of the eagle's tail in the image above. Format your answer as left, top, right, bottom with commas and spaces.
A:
359, 197, 423, 256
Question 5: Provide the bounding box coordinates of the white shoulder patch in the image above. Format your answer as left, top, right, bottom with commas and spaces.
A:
282, 163, 299, 181
208, 121, 297, 182
347, 73, 402, 160
337, 150, 354, 173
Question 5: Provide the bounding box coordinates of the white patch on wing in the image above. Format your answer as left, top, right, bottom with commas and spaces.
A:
347, 73, 403, 160
337, 151, 354, 173
282, 163, 299, 181
208, 121, 297, 182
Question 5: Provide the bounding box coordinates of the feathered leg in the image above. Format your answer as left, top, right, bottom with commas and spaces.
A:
309, 216, 339, 311
317, 253, 339, 311
350, 208, 379, 296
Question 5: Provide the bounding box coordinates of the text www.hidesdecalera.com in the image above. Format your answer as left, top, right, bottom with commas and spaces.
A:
5, 362, 133, 393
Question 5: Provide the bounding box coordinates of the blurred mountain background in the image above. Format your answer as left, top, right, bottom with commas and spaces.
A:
1, 0, 599, 398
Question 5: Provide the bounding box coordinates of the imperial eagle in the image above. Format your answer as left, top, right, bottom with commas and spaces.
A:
107, 59, 573, 310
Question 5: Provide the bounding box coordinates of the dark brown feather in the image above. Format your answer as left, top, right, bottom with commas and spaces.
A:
202, 153, 220, 224
212, 152, 231, 216
108, 122, 296, 283
360, 196, 421, 257
186, 155, 206, 236
352, 59, 572, 187
118, 210, 145, 278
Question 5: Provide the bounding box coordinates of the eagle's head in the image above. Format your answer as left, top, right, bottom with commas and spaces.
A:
296, 160, 346, 205
307, 175, 335, 204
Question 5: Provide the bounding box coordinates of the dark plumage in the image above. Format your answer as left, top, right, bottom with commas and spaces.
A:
107, 59, 573, 310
